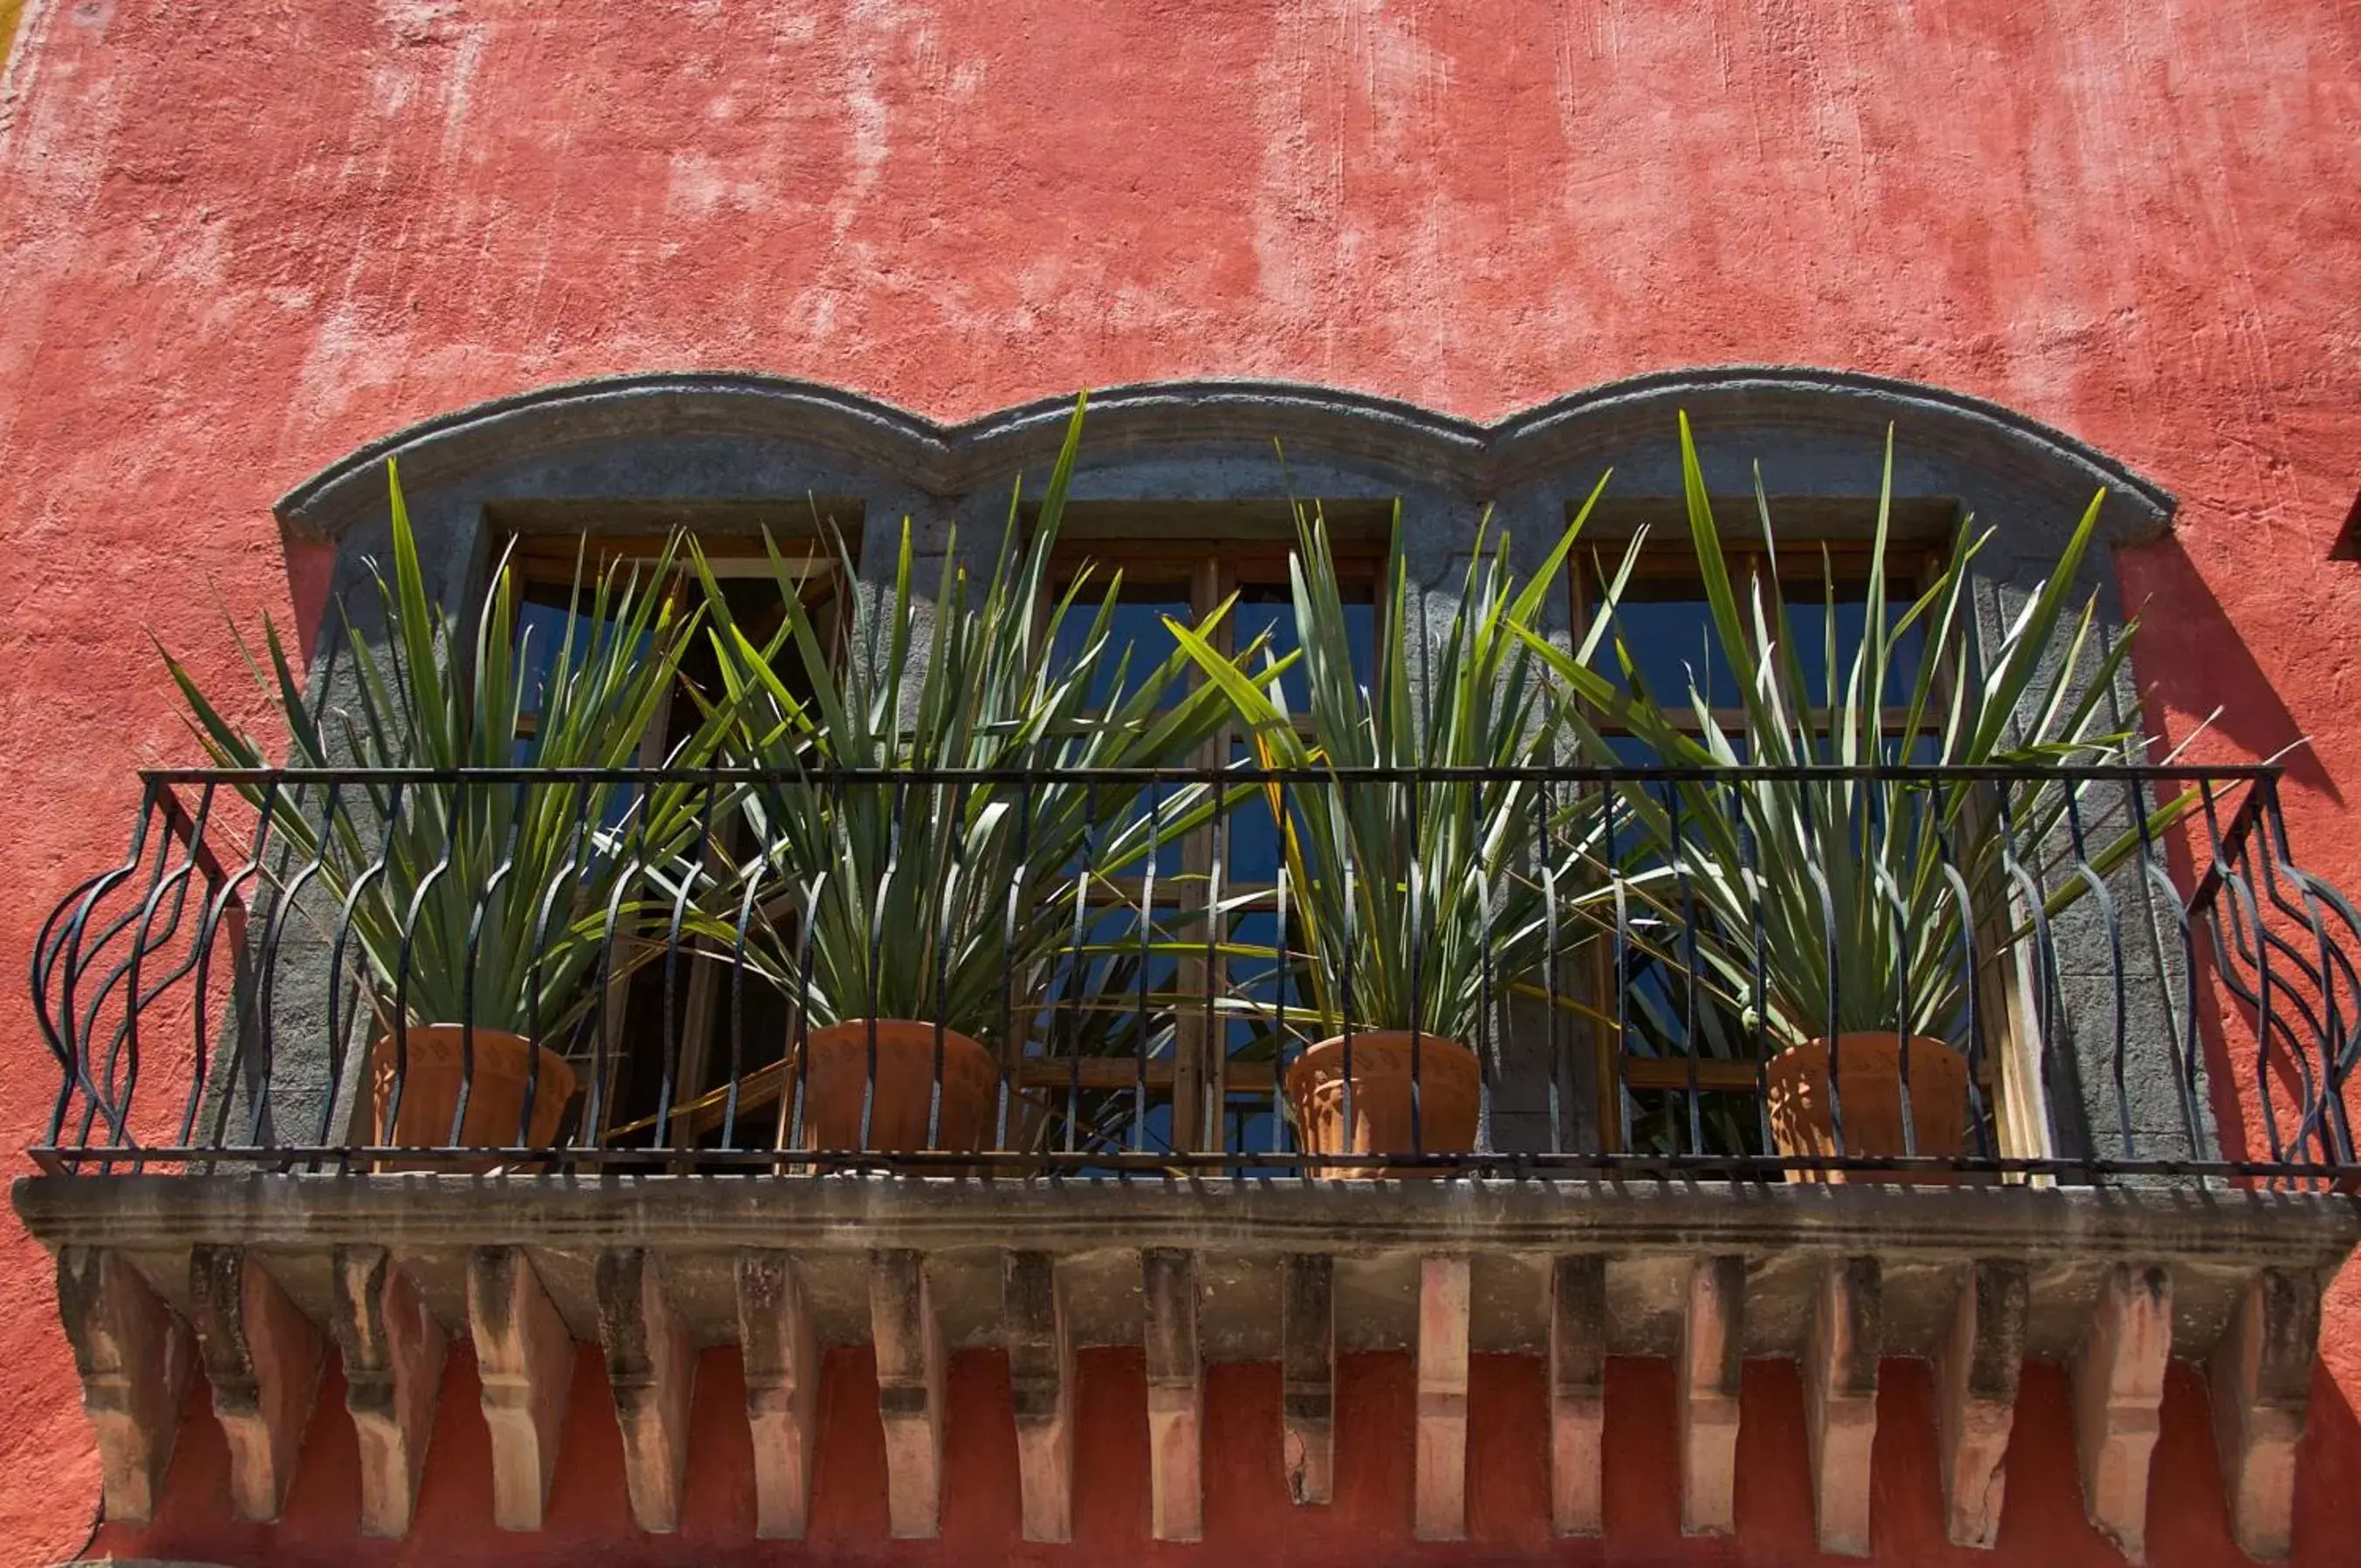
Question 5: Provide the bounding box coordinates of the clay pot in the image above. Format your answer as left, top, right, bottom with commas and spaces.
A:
1764, 1031, 1970, 1182
366, 1024, 578, 1171
792, 1019, 998, 1153
1284, 1030, 1482, 1178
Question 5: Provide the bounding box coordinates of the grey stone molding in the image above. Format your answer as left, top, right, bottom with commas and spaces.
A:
275, 366, 2174, 548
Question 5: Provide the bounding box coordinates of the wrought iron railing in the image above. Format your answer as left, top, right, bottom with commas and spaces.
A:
29, 763, 2361, 1185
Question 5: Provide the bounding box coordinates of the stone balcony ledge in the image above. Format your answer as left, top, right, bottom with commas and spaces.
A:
16, 1174, 2358, 1558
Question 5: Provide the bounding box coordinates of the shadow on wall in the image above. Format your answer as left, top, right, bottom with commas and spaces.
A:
2115, 537, 2340, 806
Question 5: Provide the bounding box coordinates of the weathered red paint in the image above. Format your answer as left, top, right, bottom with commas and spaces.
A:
1, 1, 2357, 1561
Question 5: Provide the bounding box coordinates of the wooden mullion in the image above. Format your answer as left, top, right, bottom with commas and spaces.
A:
1016, 1058, 1281, 1092
1621, 1057, 1762, 1093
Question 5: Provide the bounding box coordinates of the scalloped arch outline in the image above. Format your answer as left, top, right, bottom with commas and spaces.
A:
277, 366, 2173, 542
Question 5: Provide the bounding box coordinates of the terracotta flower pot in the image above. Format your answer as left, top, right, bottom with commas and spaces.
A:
1284, 1030, 1482, 1178
791, 1019, 999, 1153
366, 1024, 578, 1172
1764, 1031, 1970, 1183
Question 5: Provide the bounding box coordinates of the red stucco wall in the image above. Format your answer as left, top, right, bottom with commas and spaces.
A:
2, 2, 2357, 1563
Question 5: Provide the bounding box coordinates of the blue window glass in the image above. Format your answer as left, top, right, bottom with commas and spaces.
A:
1050, 592, 1190, 711
512, 597, 654, 759
1602, 578, 1925, 709
1232, 593, 1377, 715
511, 593, 660, 830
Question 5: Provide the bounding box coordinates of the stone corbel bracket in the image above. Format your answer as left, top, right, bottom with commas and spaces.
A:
18, 1176, 2353, 1557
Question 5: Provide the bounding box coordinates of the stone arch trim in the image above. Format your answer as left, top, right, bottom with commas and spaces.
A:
275, 366, 2174, 542
1491, 366, 2174, 535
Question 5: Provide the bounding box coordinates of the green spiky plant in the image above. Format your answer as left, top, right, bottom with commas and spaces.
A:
1167, 481, 1638, 1051
161, 462, 733, 1049
1514, 414, 2180, 1062
676, 397, 1277, 1133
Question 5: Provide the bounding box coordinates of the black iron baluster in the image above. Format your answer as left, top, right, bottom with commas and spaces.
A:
651, 777, 715, 1155
108, 783, 218, 1162
455, 777, 530, 1150
1883, 777, 1920, 1165
181, 790, 263, 1154
997, 781, 1032, 1155
862, 776, 906, 1159
1475, 777, 1495, 1161
521, 780, 597, 1157
35, 791, 159, 1154
928, 776, 967, 1154
1605, 783, 1634, 1155
1536, 779, 1563, 1157
1995, 787, 2069, 1171
1797, 788, 1842, 1169
1135, 782, 1160, 1154
1738, 778, 1773, 1166
1272, 777, 1292, 1158
1669, 787, 1704, 1160
2129, 772, 2209, 1159
1340, 779, 1358, 1174
1204, 785, 1226, 1157
2254, 777, 2359, 1169
1933, 818, 1994, 1163
385, 780, 459, 1158
202, 782, 283, 1153
788, 839, 819, 1158
2063, 784, 2132, 1162
721, 779, 763, 1156
585, 786, 655, 1152
1407, 776, 1425, 1160
1064, 791, 1098, 1158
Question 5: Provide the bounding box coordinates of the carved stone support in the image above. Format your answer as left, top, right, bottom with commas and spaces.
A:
870, 1249, 943, 1539
1805, 1256, 1882, 1557
188, 1244, 323, 1523
1938, 1259, 2027, 1550
2210, 1267, 2318, 1562
467, 1246, 573, 1531
1548, 1255, 1607, 1537
56, 1247, 190, 1526
1142, 1247, 1203, 1543
2072, 1263, 2173, 1562
1414, 1254, 1472, 1542
1006, 1250, 1075, 1542
1281, 1252, 1333, 1508
596, 1249, 696, 1533
736, 1250, 821, 1541
329, 1245, 445, 1539
1680, 1254, 1745, 1537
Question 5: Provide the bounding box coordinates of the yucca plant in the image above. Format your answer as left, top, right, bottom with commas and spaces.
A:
1514, 415, 2178, 1164
162, 462, 731, 1147
1167, 487, 1636, 1163
679, 397, 1275, 1150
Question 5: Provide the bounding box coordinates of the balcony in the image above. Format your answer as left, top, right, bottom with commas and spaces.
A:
17, 763, 2361, 1558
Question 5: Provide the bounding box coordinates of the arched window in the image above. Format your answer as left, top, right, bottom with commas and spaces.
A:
277, 368, 2186, 1167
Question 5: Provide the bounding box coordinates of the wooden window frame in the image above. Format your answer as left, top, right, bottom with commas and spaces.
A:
1564, 536, 2002, 1152
495, 510, 861, 1154
1037, 518, 1388, 1154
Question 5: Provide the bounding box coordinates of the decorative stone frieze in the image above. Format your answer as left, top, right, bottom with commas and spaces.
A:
17, 1174, 2358, 1558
